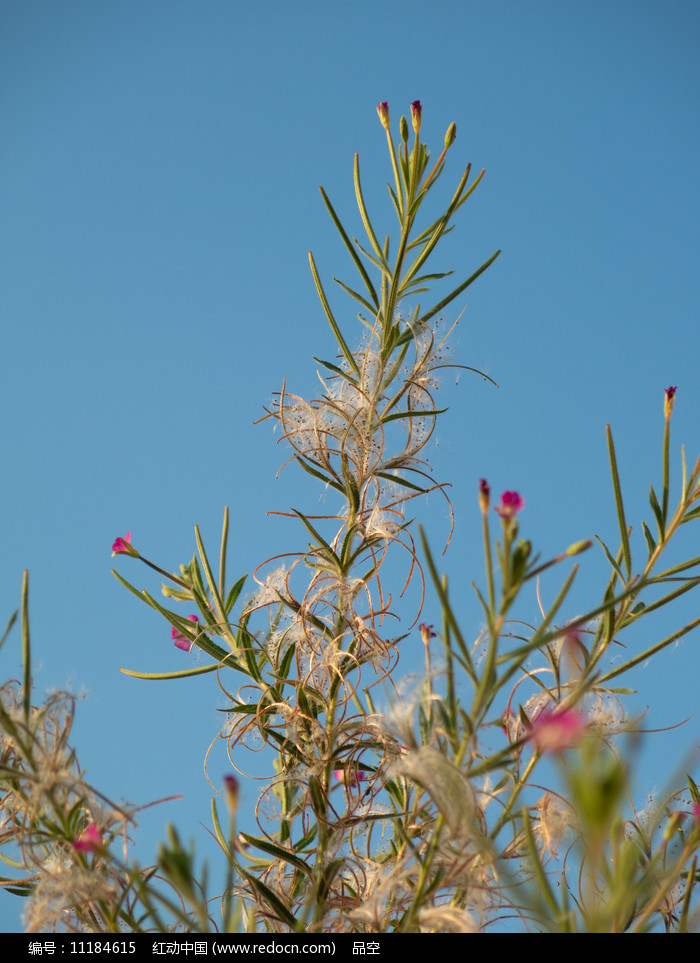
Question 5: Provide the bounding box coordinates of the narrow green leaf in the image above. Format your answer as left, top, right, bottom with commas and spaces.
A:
210, 797, 231, 856
521, 806, 561, 921
219, 505, 229, 598
374, 471, 430, 493
317, 858, 345, 904
319, 186, 378, 307
239, 869, 298, 929
407, 222, 455, 251
294, 454, 345, 494
294, 825, 319, 851
597, 613, 700, 684
353, 236, 389, 275
641, 520, 656, 559
332, 276, 377, 314
387, 183, 401, 220
657, 554, 700, 578
649, 484, 665, 540
225, 574, 247, 616
353, 154, 388, 266
195, 528, 228, 624
292, 509, 339, 568
682, 503, 700, 524
340, 452, 360, 519
312, 355, 358, 385
308, 252, 360, 379
262, 728, 307, 764
278, 641, 296, 681
189, 554, 208, 600
381, 407, 447, 425
119, 663, 222, 680
239, 833, 313, 880
400, 163, 474, 289
378, 340, 410, 391
21, 571, 30, 723
308, 774, 327, 820
422, 249, 502, 324
240, 637, 263, 684
593, 534, 624, 587
621, 576, 700, 625
404, 270, 454, 286
606, 425, 632, 580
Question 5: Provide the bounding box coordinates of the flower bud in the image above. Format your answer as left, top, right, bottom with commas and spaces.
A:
400, 115, 409, 143
223, 775, 239, 815
419, 623, 436, 646
478, 478, 490, 515
376, 101, 390, 130
410, 100, 422, 135
664, 385, 677, 420
444, 122, 456, 148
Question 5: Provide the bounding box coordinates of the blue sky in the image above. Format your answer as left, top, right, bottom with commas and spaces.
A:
2, 0, 700, 932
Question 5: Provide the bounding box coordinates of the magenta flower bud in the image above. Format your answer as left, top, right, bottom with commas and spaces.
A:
111, 532, 139, 557
478, 479, 490, 514
495, 491, 525, 518
73, 823, 104, 853
444, 122, 456, 148
664, 385, 677, 420
376, 101, 390, 130
410, 100, 422, 134
223, 774, 239, 814
172, 615, 199, 652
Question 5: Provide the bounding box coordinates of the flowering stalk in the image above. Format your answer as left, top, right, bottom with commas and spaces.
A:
662, 386, 677, 531
96, 103, 700, 933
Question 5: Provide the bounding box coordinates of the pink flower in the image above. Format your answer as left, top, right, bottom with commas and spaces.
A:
495, 491, 525, 518
376, 101, 390, 130
334, 769, 368, 786
410, 99, 422, 133
531, 708, 585, 754
693, 802, 700, 829
73, 823, 103, 853
172, 615, 199, 652
111, 532, 138, 557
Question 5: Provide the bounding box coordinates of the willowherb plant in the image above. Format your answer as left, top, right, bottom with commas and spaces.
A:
3, 101, 700, 934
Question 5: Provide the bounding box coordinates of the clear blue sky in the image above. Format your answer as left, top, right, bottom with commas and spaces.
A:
2, 0, 700, 932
